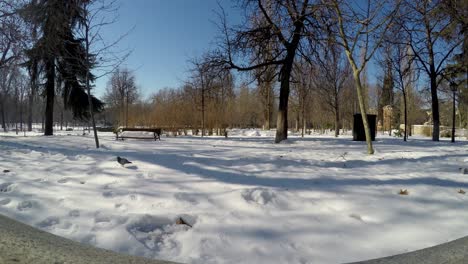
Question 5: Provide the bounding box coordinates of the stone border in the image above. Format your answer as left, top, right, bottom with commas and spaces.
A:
0, 214, 179, 264
2, 212, 467, 263
349, 235, 468, 264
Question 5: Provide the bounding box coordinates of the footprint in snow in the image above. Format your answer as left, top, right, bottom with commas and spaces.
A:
92, 212, 127, 230
68, 209, 80, 217
0, 182, 15, 193
17, 200, 35, 211
37, 216, 72, 230
126, 214, 190, 250
0, 198, 11, 205
242, 188, 277, 206
349, 213, 364, 222
128, 194, 139, 201
102, 191, 114, 198
37, 216, 60, 229
115, 203, 128, 212
57, 178, 70, 184
33, 178, 47, 183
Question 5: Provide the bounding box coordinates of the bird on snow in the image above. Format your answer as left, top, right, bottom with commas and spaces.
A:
117, 156, 132, 166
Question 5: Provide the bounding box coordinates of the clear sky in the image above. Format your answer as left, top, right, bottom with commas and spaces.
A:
94, 0, 241, 99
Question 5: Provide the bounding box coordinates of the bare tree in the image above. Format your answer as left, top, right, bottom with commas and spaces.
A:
76, 0, 130, 148
398, 0, 464, 141
190, 55, 216, 137
291, 61, 313, 137
214, 0, 317, 143
386, 38, 419, 141
255, 66, 275, 130
0, 65, 16, 131
104, 67, 138, 127
312, 36, 350, 137
326, 0, 401, 154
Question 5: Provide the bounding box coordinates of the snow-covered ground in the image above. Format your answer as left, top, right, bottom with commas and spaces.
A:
0, 129, 467, 264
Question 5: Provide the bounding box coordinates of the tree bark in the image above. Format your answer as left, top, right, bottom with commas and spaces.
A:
275, 67, 291, 143
44, 58, 55, 136
60, 110, 63, 130
84, 16, 99, 148
201, 85, 205, 137
334, 104, 340, 137
275, 42, 300, 143
451, 90, 456, 143
429, 72, 439, 141
0, 99, 6, 132
27, 90, 33, 131
302, 98, 306, 138
403, 90, 407, 142
263, 81, 273, 130
125, 90, 129, 127
353, 72, 374, 154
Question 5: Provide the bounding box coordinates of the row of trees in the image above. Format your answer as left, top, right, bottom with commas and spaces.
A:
0, 0, 128, 148
207, 0, 466, 153
101, 0, 466, 155
1, 0, 466, 155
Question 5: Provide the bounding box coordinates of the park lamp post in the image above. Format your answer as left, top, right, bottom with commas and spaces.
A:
450, 81, 457, 143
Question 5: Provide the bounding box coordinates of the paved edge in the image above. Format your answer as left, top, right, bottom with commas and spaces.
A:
2, 212, 467, 264
348, 235, 468, 264
0, 214, 180, 264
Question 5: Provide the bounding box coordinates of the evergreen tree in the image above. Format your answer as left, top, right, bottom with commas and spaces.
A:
21, 0, 103, 136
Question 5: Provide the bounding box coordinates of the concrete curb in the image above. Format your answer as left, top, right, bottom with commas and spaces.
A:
0, 214, 179, 264
348, 235, 468, 264
1, 212, 467, 264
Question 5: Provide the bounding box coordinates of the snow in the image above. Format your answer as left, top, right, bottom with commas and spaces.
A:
0, 129, 467, 264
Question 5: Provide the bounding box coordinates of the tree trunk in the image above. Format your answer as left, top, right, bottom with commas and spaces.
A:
86, 81, 99, 148
295, 112, 299, 132
275, 52, 297, 143
84, 17, 99, 148
451, 91, 456, 143
302, 98, 306, 138
201, 86, 205, 137
0, 100, 6, 132
125, 91, 129, 127
15, 94, 18, 135
334, 105, 340, 137
60, 110, 63, 130
403, 90, 407, 142
429, 72, 439, 141
19, 103, 23, 131
275, 70, 290, 143
27, 90, 33, 131
334, 90, 340, 137
353, 72, 374, 154
44, 58, 55, 136
263, 81, 272, 130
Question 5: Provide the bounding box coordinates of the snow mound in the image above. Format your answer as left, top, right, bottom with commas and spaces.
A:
242, 188, 278, 206
246, 131, 262, 137
126, 214, 194, 250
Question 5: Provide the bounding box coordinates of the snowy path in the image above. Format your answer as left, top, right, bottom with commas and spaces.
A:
0, 131, 467, 263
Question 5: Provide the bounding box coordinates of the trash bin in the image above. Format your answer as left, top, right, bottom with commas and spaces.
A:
353, 114, 376, 141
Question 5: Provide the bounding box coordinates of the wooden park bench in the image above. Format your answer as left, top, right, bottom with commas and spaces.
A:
115, 128, 162, 141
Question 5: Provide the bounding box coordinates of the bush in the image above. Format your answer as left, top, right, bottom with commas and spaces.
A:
393, 129, 403, 137
421, 126, 432, 137
441, 130, 451, 138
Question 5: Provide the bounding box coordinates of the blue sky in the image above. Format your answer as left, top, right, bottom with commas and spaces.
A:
93, 1, 385, 100
94, 0, 241, 99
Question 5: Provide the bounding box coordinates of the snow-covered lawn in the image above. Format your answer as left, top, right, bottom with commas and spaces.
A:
0, 130, 467, 264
